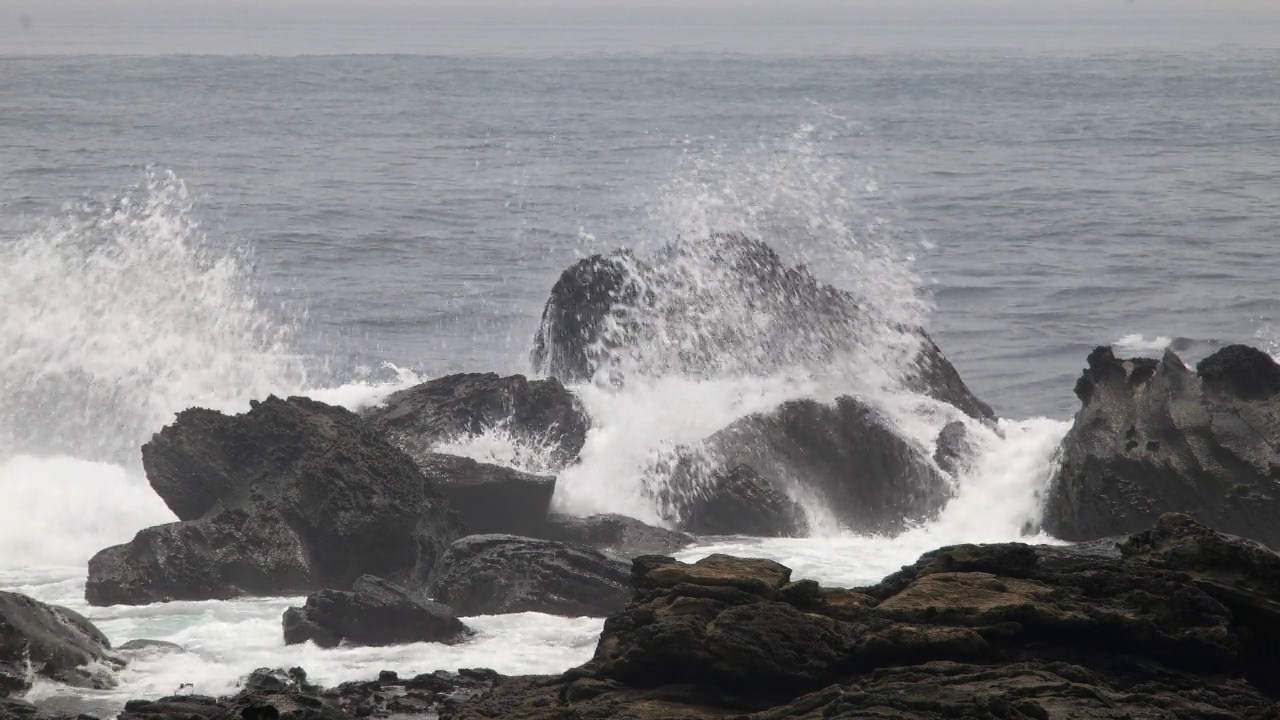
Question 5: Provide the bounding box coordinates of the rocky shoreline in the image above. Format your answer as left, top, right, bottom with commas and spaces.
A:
5, 235, 1280, 719
9, 513, 1277, 720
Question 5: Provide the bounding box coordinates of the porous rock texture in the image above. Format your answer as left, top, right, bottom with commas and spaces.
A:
105, 515, 1280, 720
87, 396, 466, 605
1045, 344, 1280, 548
442, 514, 1280, 720
364, 372, 590, 472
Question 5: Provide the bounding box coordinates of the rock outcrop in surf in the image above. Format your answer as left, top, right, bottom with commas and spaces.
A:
662, 396, 953, 536
411, 453, 558, 538
531, 232, 994, 421
111, 515, 1280, 720
87, 396, 467, 605
1043, 344, 1280, 548
364, 372, 590, 472
1, 591, 121, 695
540, 513, 693, 558
283, 575, 470, 649
427, 535, 631, 617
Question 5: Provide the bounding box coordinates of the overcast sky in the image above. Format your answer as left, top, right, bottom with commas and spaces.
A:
8, 0, 1280, 23
3, 0, 1277, 55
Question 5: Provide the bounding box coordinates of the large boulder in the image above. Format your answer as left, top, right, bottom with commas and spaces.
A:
1043, 345, 1280, 548
655, 397, 950, 536
364, 373, 590, 472
531, 233, 993, 421
283, 575, 470, 648
441, 515, 1280, 720
88, 396, 467, 605
414, 453, 557, 537
658, 460, 809, 537
87, 506, 315, 606
428, 535, 631, 617
1, 591, 121, 694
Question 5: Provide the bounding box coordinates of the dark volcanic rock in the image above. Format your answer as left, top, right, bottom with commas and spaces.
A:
1, 591, 120, 694
116, 639, 184, 654
663, 461, 809, 537
1044, 345, 1280, 548
933, 420, 977, 476
541, 513, 692, 558
365, 373, 590, 471
429, 535, 631, 617
106, 516, 1280, 720
531, 233, 993, 421
87, 506, 315, 606
283, 575, 470, 648
441, 515, 1280, 720
414, 453, 557, 537
88, 396, 467, 606
661, 397, 949, 536
117, 667, 498, 720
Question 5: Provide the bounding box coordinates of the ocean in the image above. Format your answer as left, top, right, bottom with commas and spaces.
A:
2, 10, 1279, 717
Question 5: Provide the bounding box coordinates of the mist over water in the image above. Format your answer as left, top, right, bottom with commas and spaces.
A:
0, 171, 309, 465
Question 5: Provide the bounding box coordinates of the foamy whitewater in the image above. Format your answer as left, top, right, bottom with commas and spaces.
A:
0, 143, 1083, 717
0, 87, 1235, 720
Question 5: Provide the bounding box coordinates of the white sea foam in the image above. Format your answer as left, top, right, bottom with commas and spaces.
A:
0, 170, 310, 466
1112, 333, 1174, 355
0, 457, 175, 571
0, 149, 1076, 718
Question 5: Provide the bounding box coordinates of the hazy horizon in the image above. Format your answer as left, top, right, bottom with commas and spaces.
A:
3, 0, 1279, 55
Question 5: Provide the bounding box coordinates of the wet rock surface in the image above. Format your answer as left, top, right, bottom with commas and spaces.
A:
1, 591, 120, 695
541, 513, 693, 558
283, 575, 470, 649
531, 233, 994, 421
1044, 344, 1280, 548
364, 372, 590, 471
87, 396, 467, 605
662, 461, 809, 537
104, 515, 1280, 720
115, 667, 499, 720
439, 514, 1280, 720
414, 453, 558, 537
428, 534, 631, 617
666, 397, 951, 536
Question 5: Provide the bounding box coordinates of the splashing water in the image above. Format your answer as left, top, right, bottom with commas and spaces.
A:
0, 140, 1075, 718
523, 127, 1055, 530
0, 170, 310, 466
570, 125, 929, 396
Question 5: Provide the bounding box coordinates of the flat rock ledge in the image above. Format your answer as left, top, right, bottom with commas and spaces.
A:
85, 514, 1280, 720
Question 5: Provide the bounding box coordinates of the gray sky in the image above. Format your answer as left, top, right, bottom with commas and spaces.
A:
3, 0, 1277, 56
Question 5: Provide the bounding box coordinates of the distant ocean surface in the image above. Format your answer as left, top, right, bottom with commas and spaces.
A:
1, 14, 1278, 717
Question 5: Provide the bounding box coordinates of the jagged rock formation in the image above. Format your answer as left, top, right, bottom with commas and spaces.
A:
441, 514, 1280, 720
364, 372, 590, 471
1044, 344, 1280, 548
103, 515, 1280, 720
531, 233, 994, 421
87, 396, 466, 605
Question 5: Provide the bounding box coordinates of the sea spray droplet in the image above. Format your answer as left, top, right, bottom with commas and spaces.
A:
0, 170, 310, 466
